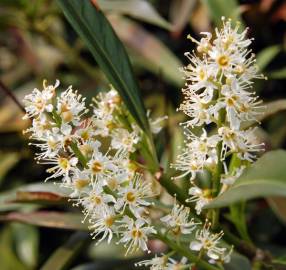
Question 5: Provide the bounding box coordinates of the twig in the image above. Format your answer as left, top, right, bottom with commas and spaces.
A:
0, 80, 26, 114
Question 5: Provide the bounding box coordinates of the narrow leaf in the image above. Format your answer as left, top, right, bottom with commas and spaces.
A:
202, 0, 242, 26
242, 99, 286, 129
169, 0, 196, 35
97, 0, 172, 30
267, 197, 286, 224
12, 223, 39, 268
0, 182, 71, 211
206, 150, 286, 208
41, 232, 89, 270
256, 45, 281, 70
57, 0, 149, 132
0, 152, 20, 186
0, 211, 88, 230
268, 67, 286, 79
108, 15, 183, 87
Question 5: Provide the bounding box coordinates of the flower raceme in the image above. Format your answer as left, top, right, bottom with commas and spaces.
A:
23, 18, 265, 269
23, 82, 164, 256
172, 17, 265, 215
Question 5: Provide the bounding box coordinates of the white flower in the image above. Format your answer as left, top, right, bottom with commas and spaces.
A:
93, 88, 121, 117
23, 80, 58, 119
147, 111, 168, 134
77, 183, 116, 221
220, 162, 245, 186
89, 206, 116, 244
24, 114, 56, 139
136, 254, 167, 270
116, 173, 152, 218
43, 155, 78, 181
111, 127, 140, 153
179, 91, 213, 127
86, 146, 121, 184
218, 126, 264, 162
57, 86, 87, 125
166, 257, 189, 270
75, 119, 97, 143
188, 32, 212, 54
216, 78, 263, 130
190, 221, 231, 263
61, 169, 90, 198
187, 185, 212, 215
117, 216, 156, 255
183, 52, 217, 99
214, 18, 251, 52
171, 129, 220, 180
91, 89, 121, 137
160, 202, 199, 235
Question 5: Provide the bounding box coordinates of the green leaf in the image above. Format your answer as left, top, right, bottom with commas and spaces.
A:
0, 211, 88, 230
225, 252, 251, 270
267, 197, 286, 225
242, 99, 286, 129
256, 45, 281, 71
0, 226, 29, 270
202, 0, 243, 26
40, 232, 89, 270
0, 182, 71, 211
225, 202, 251, 242
57, 0, 149, 132
0, 152, 21, 186
97, 0, 172, 30
206, 150, 286, 208
108, 15, 183, 87
169, 0, 196, 35
268, 67, 286, 79
11, 223, 39, 268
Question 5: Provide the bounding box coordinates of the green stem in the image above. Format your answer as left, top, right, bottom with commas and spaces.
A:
156, 232, 220, 270
70, 142, 88, 169
212, 141, 223, 197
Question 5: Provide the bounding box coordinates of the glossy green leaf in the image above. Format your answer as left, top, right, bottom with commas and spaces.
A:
256, 45, 281, 70
0, 211, 88, 230
202, 0, 242, 26
225, 202, 251, 242
108, 15, 183, 87
41, 232, 89, 270
97, 0, 171, 30
12, 223, 39, 268
267, 197, 286, 224
268, 67, 286, 79
242, 99, 286, 129
0, 182, 70, 211
57, 0, 149, 132
225, 253, 251, 270
206, 150, 286, 208
169, 0, 196, 35
0, 226, 28, 270
0, 152, 20, 186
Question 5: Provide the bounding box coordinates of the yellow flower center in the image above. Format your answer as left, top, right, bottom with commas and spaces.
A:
107, 178, 118, 190
62, 111, 73, 122
58, 157, 69, 170
126, 191, 136, 203
91, 161, 102, 174
131, 229, 143, 238
217, 55, 229, 67
105, 217, 114, 227
91, 195, 102, 205
81, 130, 90, 141
75, 179, 89, 190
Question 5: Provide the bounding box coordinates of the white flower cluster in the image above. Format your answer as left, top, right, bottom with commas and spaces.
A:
172, 18, 265, 214
23, 81, 167, 255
